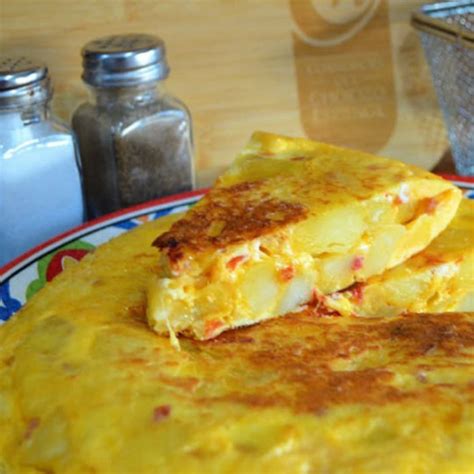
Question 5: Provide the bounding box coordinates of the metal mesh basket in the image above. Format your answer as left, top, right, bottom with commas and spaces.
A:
412, 1, 474, 176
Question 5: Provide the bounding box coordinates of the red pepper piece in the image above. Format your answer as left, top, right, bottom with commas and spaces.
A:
153, 405, 171, 423
425, 197, 438, 214
204, 319, 224, 339
349, 283, 365, 304
226, 255, 246, 271
279, 265, 295, 282
351, 256, 364, 271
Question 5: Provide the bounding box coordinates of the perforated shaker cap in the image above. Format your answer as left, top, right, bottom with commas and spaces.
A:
0, 56, 51, 107
81, 34, 170, 87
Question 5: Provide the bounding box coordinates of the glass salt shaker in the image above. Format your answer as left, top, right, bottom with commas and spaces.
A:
0, 57, 85, 267
72, 34, 195, 219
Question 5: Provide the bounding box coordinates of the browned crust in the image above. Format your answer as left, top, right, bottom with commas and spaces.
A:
188, 311, 474, 413
153, 181, 308, 262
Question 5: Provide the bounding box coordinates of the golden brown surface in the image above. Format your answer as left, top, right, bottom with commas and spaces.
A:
1, 214, 473, 473
155, 132, 458, 266
148, 132, 461, 340
154, 181, 308, 262
199, 311, 474, 413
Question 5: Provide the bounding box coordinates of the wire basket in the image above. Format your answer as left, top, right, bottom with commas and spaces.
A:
412, 1, 474, 176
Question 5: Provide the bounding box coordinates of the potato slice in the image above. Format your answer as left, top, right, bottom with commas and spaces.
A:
148, 132, 462, 340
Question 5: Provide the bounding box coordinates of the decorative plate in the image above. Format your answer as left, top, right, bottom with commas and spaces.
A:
1, 176, 473, 323
0, 190, 205, 323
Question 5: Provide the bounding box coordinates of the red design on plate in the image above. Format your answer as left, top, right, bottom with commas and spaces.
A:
46, 249, 91, 282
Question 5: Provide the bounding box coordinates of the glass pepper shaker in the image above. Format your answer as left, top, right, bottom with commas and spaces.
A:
0, 57, 84, 267
72, 34, 195, 219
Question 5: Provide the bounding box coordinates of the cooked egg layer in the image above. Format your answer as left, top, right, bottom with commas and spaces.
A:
149, 131, 461, 339
1, 214, 473, 473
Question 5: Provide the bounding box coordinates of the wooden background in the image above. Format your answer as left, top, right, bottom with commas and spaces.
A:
0, 0, 448, 186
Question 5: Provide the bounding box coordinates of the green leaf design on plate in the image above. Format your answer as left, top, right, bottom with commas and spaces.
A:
26, 240, 96, 301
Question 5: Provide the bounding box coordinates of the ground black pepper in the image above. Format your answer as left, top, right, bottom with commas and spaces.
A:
72, 34, 195, 219
73, 88, 194, 218
114, 105, 193, 207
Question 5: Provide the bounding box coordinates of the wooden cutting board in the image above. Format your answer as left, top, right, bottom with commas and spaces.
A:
0, 0, 448, 186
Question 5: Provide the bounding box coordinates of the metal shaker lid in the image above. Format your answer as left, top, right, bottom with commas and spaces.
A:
81, 34, 170, 87
0, 57, 47, 90
0, 57, 51, 107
